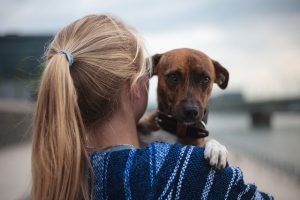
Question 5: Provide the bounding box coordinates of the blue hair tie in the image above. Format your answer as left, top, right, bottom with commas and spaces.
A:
58, 50, 74, 66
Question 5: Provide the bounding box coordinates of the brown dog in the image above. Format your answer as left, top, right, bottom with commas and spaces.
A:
138, 48, 229, 169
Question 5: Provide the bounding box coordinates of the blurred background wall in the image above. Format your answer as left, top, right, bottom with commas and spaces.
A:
0, 0, 300, 199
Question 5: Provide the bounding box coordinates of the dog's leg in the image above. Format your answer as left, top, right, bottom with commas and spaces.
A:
137, 111, 160, 146
137, 110, 160, 135
204, 139, 228, 169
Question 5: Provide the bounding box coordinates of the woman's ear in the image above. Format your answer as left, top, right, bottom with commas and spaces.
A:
129, 78, 149, 121
132, 82, 141, 98
212, 59, 229, 89
130, 77, 148, 99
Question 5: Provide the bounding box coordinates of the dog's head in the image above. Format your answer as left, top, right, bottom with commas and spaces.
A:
151, 48, 229, 124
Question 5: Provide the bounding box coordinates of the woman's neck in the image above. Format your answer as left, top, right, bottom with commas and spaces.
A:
86, 82, 145, 150
87, 108, 140, 150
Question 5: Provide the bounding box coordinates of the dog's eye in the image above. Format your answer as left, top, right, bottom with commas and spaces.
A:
199, 76, 210, 85
203, 76, 210, 84
166, 73, 179, 84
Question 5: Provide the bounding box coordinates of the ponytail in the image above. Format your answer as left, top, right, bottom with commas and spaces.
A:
31, 54, 91, 200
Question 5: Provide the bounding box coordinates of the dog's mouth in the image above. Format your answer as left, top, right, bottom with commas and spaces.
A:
182, 120, 197, 126
176, 110, 207, 126
160, 111, 200, 125
177, 116, 203, 126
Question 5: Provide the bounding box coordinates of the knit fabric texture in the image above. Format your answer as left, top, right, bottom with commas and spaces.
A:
89, 142, 274, 200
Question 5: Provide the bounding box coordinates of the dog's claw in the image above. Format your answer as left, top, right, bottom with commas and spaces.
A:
204, 139, 228, 169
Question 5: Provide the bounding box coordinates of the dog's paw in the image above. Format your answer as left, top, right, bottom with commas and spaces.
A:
204, 139, 228, 169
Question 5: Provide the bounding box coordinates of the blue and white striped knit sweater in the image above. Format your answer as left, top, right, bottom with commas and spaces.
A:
89, 142, 274, 200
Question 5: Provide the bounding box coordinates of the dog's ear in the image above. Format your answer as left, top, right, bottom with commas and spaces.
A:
149, 53, 162, 76
212, 59, 229, 89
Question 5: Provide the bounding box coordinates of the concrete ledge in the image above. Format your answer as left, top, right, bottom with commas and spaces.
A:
0, 99, 35, 114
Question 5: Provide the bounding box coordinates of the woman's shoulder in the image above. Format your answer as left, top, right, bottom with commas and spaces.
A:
89, 142, 273, 199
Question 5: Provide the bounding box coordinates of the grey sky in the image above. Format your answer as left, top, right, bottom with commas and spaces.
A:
1, 0, 300, 101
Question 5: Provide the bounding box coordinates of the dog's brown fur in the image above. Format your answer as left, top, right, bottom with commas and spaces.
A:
138, 48, 229, 146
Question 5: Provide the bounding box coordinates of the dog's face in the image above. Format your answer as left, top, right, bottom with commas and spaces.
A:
151, 48, 229, 124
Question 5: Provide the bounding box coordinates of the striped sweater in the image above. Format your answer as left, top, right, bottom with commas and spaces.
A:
89, 142, 274, 200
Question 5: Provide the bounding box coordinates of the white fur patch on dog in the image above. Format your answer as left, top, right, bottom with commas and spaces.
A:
139, 129, 179, 145
204, 139, 228, 169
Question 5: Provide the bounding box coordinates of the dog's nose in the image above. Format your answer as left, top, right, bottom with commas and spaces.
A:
183, 106, 199, 120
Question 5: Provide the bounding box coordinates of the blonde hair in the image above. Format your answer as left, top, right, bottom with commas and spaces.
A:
31, 14, 150, 200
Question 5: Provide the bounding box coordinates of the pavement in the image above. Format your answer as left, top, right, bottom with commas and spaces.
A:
0, 142, 31, 200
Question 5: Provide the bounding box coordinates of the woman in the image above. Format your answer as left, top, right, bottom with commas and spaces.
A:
31, 14, 273, 200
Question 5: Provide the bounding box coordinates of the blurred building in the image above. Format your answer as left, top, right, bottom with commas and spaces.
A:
0, 35, 52, 100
